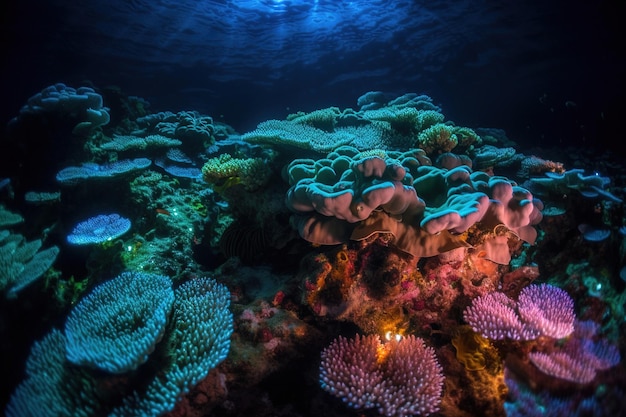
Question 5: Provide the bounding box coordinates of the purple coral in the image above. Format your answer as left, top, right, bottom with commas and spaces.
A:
517, 283, 575, 339
463, 291, 536, 340
320, 334, 444, 417
529, 320, 621, 384
378, 336, 445, 417
66, 214, 131, 245
463, 284, 575, 341
528, 351, 596, 384
320, 334, 383, 410
465, 286, 619, 384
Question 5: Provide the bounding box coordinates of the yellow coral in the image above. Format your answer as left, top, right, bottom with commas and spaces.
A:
417, 123, 458, 155
355, 149, 389, 160
453, 126, 482, 149
451, 325, 499, 371
286, 107, 341, 131
201, 153, 271, 191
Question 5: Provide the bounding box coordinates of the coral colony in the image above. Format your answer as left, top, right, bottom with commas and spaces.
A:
1, 84, 625, 416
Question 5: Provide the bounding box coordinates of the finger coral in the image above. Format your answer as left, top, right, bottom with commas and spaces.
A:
65, 271, 175, 373
320, 334, 444, 417
463, 284, 575, 340
7, 274, 233, 417
528, 320, 620, 384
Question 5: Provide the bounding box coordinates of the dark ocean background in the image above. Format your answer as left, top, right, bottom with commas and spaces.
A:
2, 0, 625, 152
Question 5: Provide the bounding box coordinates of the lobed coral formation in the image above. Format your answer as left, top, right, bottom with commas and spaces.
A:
529, 168, 623, 203
155, 110, 216, 144
286, 146, 542, 259
10, 83, 110, 135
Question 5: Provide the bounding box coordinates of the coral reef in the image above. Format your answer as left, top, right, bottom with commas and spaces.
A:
10, 83, 110, 135
2, 89, 625, 417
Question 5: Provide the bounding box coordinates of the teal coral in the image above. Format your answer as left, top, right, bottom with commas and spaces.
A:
0, 205, 24, 227
56, 158, 152, 185
530, 168, 622, 203
101, 134, 182, 151
111, 277, 232, 415
6, 329, 100, 417
12, 83, 110, 135
240, 93, 481, 153
153, 110, 216, 145
1, 205, 59, 298
286, 106, 342, 131
64, 271, 175, 373
7, 274, 233, 417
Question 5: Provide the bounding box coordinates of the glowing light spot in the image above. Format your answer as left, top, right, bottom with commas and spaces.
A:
384, 331, 403, 342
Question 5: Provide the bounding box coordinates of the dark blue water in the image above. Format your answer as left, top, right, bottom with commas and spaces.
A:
2, 0, 624, 150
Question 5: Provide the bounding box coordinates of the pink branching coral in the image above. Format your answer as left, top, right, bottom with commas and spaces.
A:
378, 336, 445, 417
320, 334, 444, 417
517, 284, 575, 339
463, 291, 536, 340
528, 320, 621, 384
319, 334, 383, 410
463, 284, 575, 340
